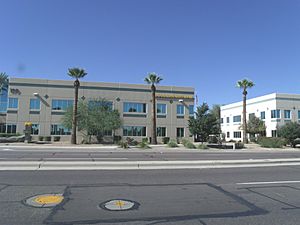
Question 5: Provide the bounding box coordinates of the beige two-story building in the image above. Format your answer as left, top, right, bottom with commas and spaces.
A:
1, 77, 195, 143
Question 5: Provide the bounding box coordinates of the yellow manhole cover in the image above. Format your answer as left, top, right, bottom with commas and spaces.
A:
34, 195, 63, 204
24, 194, 64, 208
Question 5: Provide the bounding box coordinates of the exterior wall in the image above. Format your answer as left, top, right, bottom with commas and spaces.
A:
221, 93, 300, 141
6, 78, 194, 143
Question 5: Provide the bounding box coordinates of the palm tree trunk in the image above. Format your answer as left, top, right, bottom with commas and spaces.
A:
243, 90, 248, 143
71, 79, 79, 144
151, 85, 157, 144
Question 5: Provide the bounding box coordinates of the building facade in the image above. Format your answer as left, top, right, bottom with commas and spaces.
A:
221, 93, 300, 141
1, 78, 195, 143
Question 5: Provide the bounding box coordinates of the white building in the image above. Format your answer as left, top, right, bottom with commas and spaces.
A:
221, 93, 300, 141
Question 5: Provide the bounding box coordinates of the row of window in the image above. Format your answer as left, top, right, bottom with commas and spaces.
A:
226, 130, 279, 138
122, 126, 185, 137
226, 131, 241, 139
0, 123, 71, 135
0, 123, 186, 138
222, 109, 300, 123
7, 98, 195, 116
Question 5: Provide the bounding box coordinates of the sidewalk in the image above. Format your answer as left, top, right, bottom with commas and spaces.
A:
0, 142, 300, 152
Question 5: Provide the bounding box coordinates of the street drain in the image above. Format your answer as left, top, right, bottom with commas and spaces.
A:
24, 194, 64, 208
100, 199, 139, 211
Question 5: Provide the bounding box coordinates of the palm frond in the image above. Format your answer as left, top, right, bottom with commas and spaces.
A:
144, 72, 163, 85
68, 68, 87, 79
236, 78, 255, 89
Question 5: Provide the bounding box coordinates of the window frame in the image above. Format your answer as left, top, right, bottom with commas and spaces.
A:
176, 105, 185, 116
233, 131, 241, 138
176, 127, 185, 138
6, 124, 17, 134
271, 109, 281, 119
51, 124, 71, 135
157, 103, 167, 115
123, 102, 147, 113
8, 98, 18, 109
51, 99, 74, 111
31, 124, 40, 135
284, 110, 291, 119
260, 111, 265, 120
123, 126, 147, 137
30, 98, 41, 111
233, 115, 241, 123
157, 127, 166, 137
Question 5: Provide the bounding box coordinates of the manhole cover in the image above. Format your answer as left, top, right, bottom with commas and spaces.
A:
100, 199, 139, 211
24, 194, 64, 208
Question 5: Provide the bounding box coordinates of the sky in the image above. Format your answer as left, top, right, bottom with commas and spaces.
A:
1, 0, 300, 106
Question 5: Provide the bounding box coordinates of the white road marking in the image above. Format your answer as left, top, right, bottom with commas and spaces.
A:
237, 181, 300, 185
2, 149, 13, 151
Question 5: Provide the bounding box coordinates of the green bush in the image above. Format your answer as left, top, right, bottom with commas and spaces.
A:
278, 122, 300, 147
162, 137, 170, 144
181, 138, 189, 146
44, 136, 51, 142
53, 136, 60, 142
208, 135, 218, 144
118, 141, 129, 149
257, 137, 286, 148
235, 141, 244, 149
142, 137, 149, 143
167, 139, 178, 148
137, 141, 151, 149
197, 144, 209, 149
38, 136, 43, 141
181, 139, 196, 149
0, 133, 21, 137
185, 142, 196, 149
126, 137, 138, 146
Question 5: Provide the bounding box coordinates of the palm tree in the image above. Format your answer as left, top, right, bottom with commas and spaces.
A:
237, 78, 255, 143
145, 73, 163, 145
68, 68, 87, 144
0, 72, 9, 92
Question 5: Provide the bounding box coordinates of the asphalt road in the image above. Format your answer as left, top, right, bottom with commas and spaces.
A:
1, 165, 300, 224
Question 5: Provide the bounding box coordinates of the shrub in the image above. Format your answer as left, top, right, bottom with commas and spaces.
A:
126, 137, 138, 146
181, 138, 190, 146
208, 135, 218, 144
167, 139, 178, 148
249, 136, 256, 143
235, 141, 244, 149
197, 144, 209, 149
142, 137, 149, 143
137, 141, 151, 149
162, 137, 170, 144
44, 136, 51, 142
257, 137, 286, 148
53, 136, 60, 142
185, 142, 196, 149
118, 141, 129, 149
0, 133, 21, 137
278, 122, 300, 147
38, 136, 44, 141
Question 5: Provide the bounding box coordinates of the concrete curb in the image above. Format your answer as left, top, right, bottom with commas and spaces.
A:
1, 158, 300, 170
